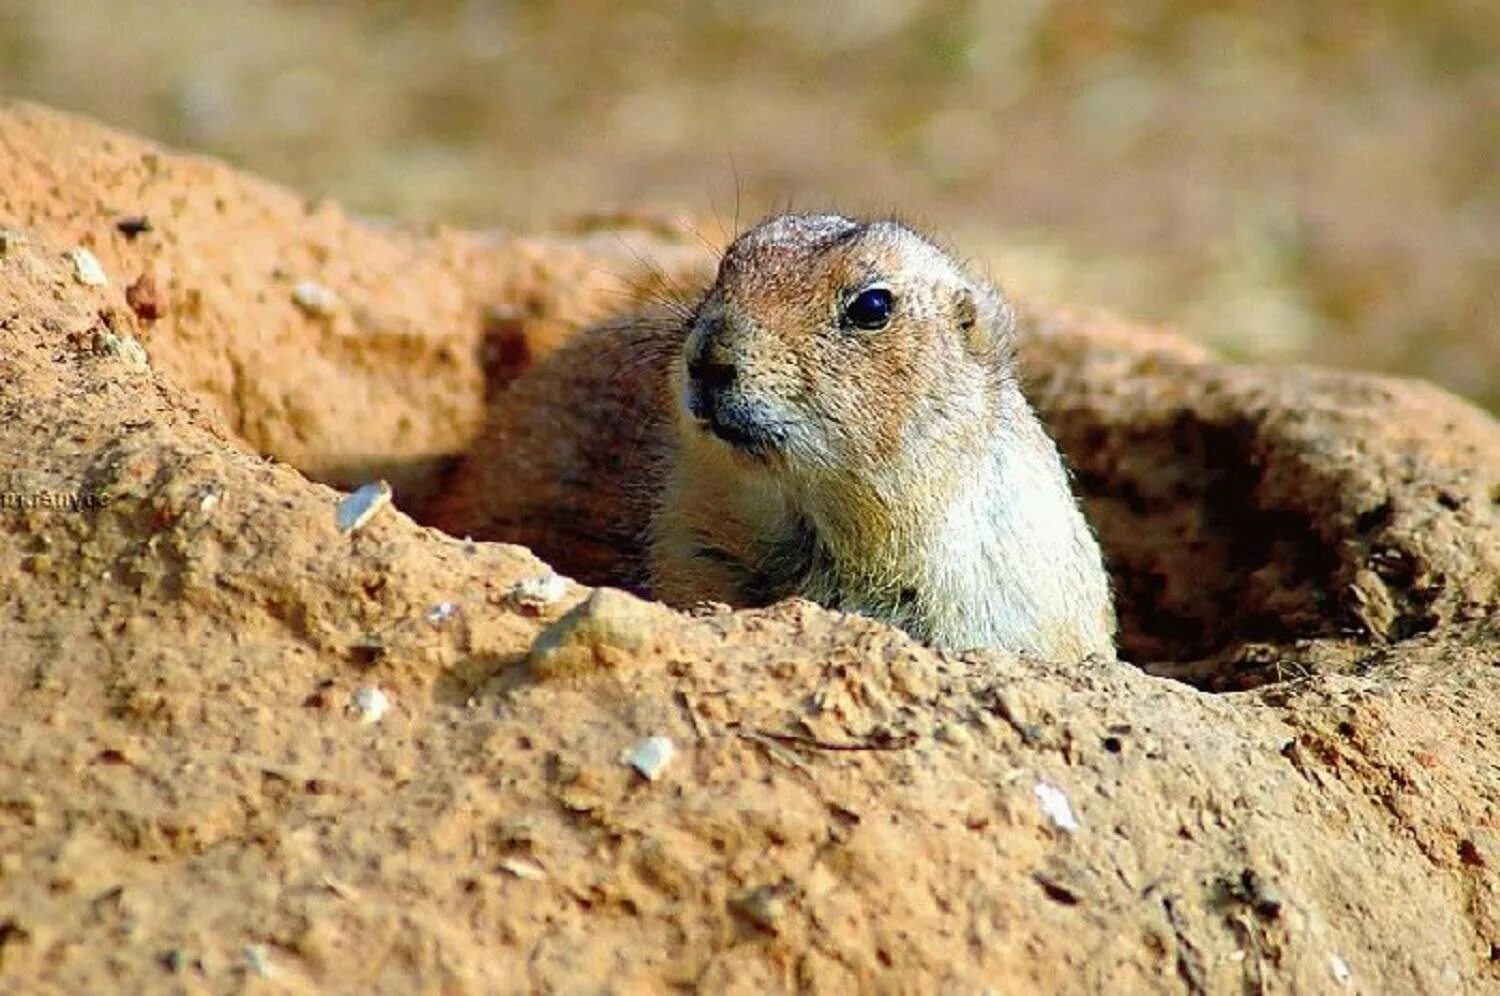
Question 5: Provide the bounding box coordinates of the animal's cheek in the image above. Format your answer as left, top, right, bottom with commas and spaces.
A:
836, 360, 917, 454
821, 353, 889, 405
791, 375, 881, 453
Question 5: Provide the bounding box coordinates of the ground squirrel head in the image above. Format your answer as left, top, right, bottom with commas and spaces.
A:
675, 213, 1017, 475
658, 212, 1114, 659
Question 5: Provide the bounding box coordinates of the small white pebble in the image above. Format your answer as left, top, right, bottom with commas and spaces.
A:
199, 491, 220, 513
292, 279, 339, 317
499, 857, 546, 880
67, 247, 109, 287
92, 328, 150, 369
336, 480, 392, 534
244, 943, 271, 978
625, 735, 675, 782
350, 686, 390, 724
425, 601, 458, 625
1034, 780, 1081, 832
507, 572, 568, 611
1329, 954, 1351, 986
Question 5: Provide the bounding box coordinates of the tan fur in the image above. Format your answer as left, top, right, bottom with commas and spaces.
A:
431, 214, 1116, 661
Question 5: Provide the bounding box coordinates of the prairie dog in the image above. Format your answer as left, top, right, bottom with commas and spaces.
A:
652, 214, 1114, 659
430, 214, 1115, 661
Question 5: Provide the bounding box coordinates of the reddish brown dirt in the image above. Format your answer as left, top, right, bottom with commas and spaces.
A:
1, 102, 1497, 993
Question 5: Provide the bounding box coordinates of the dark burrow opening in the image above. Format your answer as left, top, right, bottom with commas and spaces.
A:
1031, 368, 1478, 691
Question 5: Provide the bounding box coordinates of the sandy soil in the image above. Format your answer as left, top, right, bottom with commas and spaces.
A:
1, 102, 1497, 993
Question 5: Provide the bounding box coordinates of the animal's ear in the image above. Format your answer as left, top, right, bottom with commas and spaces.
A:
954, 281, 1016, 359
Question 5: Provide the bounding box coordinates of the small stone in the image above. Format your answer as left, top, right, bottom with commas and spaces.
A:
244, 943, 271, 978
350, 686, 389, 724
528, 587, 665, 679
67, 247, 109, 287
1329, 953, 1351, 986
498, 857, 546, 880
730, 884, 790, 935
92, 328, 150, 369
292, 279, 339, 317
425, 601, 458, 625
625, 735, 675, 782
335, 480, 392, 534
0, 229, 21, 256
1034, 780, 1081, 833
507, 572, 568, 613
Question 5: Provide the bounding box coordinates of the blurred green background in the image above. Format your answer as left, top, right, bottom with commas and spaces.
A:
2, 0, 1495, 408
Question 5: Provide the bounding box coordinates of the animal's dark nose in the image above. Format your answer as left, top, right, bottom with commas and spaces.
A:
687, 352, 736, 391
685, 352, 735, 422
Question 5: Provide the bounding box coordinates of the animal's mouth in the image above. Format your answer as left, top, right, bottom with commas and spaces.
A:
700, 409, 782, 456
684, 382, 786, 457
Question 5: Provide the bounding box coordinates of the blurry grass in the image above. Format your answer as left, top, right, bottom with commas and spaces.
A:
0, 0, 1494, 409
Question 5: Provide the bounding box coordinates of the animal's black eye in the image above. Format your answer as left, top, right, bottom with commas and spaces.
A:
843, 286, 893, 330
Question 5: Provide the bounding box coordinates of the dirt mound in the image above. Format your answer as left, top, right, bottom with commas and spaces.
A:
1, 102, 1497, 993
0, 101, 710, 507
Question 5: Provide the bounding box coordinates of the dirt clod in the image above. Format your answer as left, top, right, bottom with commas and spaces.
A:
125, 273, 162, 321
529, 587, 670, 679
